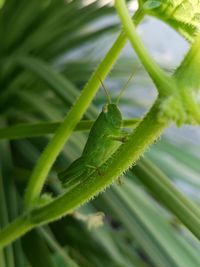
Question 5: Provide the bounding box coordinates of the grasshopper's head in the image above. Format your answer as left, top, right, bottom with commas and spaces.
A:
103, 103, 122, 129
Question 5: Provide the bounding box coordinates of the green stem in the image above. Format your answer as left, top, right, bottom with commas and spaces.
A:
0, 119, 139, 140
174, 33, 200, 91
182, 90, 200, 124
0, 215, 33, 249
24, 9, 144, 210
115, 0, 177, 96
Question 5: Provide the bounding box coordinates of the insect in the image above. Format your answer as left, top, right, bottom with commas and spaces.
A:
59, 74, 134, 188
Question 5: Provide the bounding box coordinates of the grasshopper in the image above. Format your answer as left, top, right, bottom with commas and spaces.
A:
59, 74, 134, 187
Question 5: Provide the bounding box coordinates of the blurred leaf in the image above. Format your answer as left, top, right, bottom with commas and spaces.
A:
141, 0, 200, 41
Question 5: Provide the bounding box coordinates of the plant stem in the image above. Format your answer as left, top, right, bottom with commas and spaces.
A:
24, 9, 144, 210
182, 90, 200, 124
0, 119, 139, 140
115, 0, 177, 97
0, 215, 33, 249
174, 33, 200, 91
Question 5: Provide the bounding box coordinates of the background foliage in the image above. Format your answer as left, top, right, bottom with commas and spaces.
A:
0, 0, 200, 266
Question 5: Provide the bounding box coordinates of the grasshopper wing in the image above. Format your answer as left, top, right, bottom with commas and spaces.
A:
59, 157, 85, 184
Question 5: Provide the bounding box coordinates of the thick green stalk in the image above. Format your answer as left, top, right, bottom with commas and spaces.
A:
174, 33, 200, 91
0, 216, 33, 249
115, 0, 177, 97
24, 9, 144, 209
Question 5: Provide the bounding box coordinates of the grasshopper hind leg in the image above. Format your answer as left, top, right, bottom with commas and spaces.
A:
58, 158, 105, 189
58, 158, 85, 184
86, 164, 104, 176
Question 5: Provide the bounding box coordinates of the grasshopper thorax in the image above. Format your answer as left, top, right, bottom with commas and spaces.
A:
102, 103, 122, 129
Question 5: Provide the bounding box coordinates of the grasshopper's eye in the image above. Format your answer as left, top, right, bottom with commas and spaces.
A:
106, 104, 122, 128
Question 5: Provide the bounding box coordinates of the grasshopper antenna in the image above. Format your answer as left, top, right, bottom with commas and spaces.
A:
116, 70, 137, 105
97, 74, 111, 104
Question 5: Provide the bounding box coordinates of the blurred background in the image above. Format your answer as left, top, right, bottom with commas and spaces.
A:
1, 0, 200, 266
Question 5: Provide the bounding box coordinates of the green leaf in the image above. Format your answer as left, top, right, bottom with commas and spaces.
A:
141, 0, 200, 41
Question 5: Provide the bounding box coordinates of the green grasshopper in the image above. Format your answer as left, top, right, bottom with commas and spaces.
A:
59, 74, 134, 187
